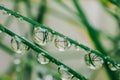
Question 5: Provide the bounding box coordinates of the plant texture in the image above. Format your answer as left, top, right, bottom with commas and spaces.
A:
0, 0, 120, 80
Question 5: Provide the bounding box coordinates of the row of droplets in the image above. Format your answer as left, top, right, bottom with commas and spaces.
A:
32, 27, 120, 71
0, 9, 24, 21
33, 27, 72, 52
0, 8, 79, 51
10, 27, 120, 80
0, 6, 119, 80
10, 36, 77, 80
0, 9, 81, 80
0, 19, 120, 80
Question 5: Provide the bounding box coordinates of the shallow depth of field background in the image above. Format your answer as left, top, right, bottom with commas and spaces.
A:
0, 0, 119, 80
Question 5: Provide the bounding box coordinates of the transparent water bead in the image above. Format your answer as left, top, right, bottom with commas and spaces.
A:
14, 58, 21, 65
11, 37, 29, 54
18, 17, 23, 21
1, 10, 11, 16
37, 53, 49, 64
33, 27, 53, 46
75, 45, 80, 51
58, 66, 73, 80
44, 75, 53, 80
84, 53, 104, 70
108, 63, 119, 71
55, 36, 71, 51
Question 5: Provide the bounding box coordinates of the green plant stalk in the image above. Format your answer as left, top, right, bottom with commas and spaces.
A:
24, 0, 33, 18
109, 0, 120, 8
36, 0, 46, 23
0, 0, 19, 42
47, 7, 81, 26
55, 0, 113, 44
23, 64, 32, 80
100, 0, 120, 24
0, 6, 119, 68
72, 0, 119, 80
55, 0, 77, 16
72, 0, 106, 55
0, 42, 14, 55
0, 24, 87, 80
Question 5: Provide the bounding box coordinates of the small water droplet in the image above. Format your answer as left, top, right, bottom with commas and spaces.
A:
33, 27, 53, 46
11, 37, 29, 54
14, 58, 21, 65
37, 53, 49, 64
52, 31, 55, 34
75, 45, 80, 51
44, 75, 53, 80
18, 17, 23, 21
8, 13, 11, 16
1, 10, 11, 16
58, 66, 73, 80
84, 53, 104, 70
54, 36, 71, 52
108, 63, 118, 71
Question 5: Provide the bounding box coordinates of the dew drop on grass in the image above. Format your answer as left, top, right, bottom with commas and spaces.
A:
1, 10, 11, 16
37, 53, 49, 64
14, 58, 21, 65
58, 65, 73, 80
108, 63, 118, 71
18, 17, 23, 21
33, 27, 53, 46
54, 36, 71, 52
75, 45, 80, 51
44, 75, 53, 80
11, 37, 29, 54
84, 53, 104, 70
8, 13, 11, 16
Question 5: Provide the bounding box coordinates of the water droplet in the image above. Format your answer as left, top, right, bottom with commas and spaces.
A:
58, 66, 73, 80
52, 31, 55, 34
108, 63, 118, 71
54, 36, 71, 51
75, 45, 80, 51
44, 75, 53, 80
33, 27, 53, 46
14, 58, 21, 65
84, 53, 104, 70
11, 37, 29, 54
18, 17, 23, 21
8, 13, 11, 16
1, 10, 11, 16
37, 53, 49, 64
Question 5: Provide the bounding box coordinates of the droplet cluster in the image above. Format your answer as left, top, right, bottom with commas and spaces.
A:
9, 26, 120, 80
11, 36, 29, 54
33, 27, 71, 51
0, 7, 118, 80
37, 53, 50, 64
58, 65, 73, 80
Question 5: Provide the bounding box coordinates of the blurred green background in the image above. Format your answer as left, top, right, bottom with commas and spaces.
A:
0, 0, 120, 80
